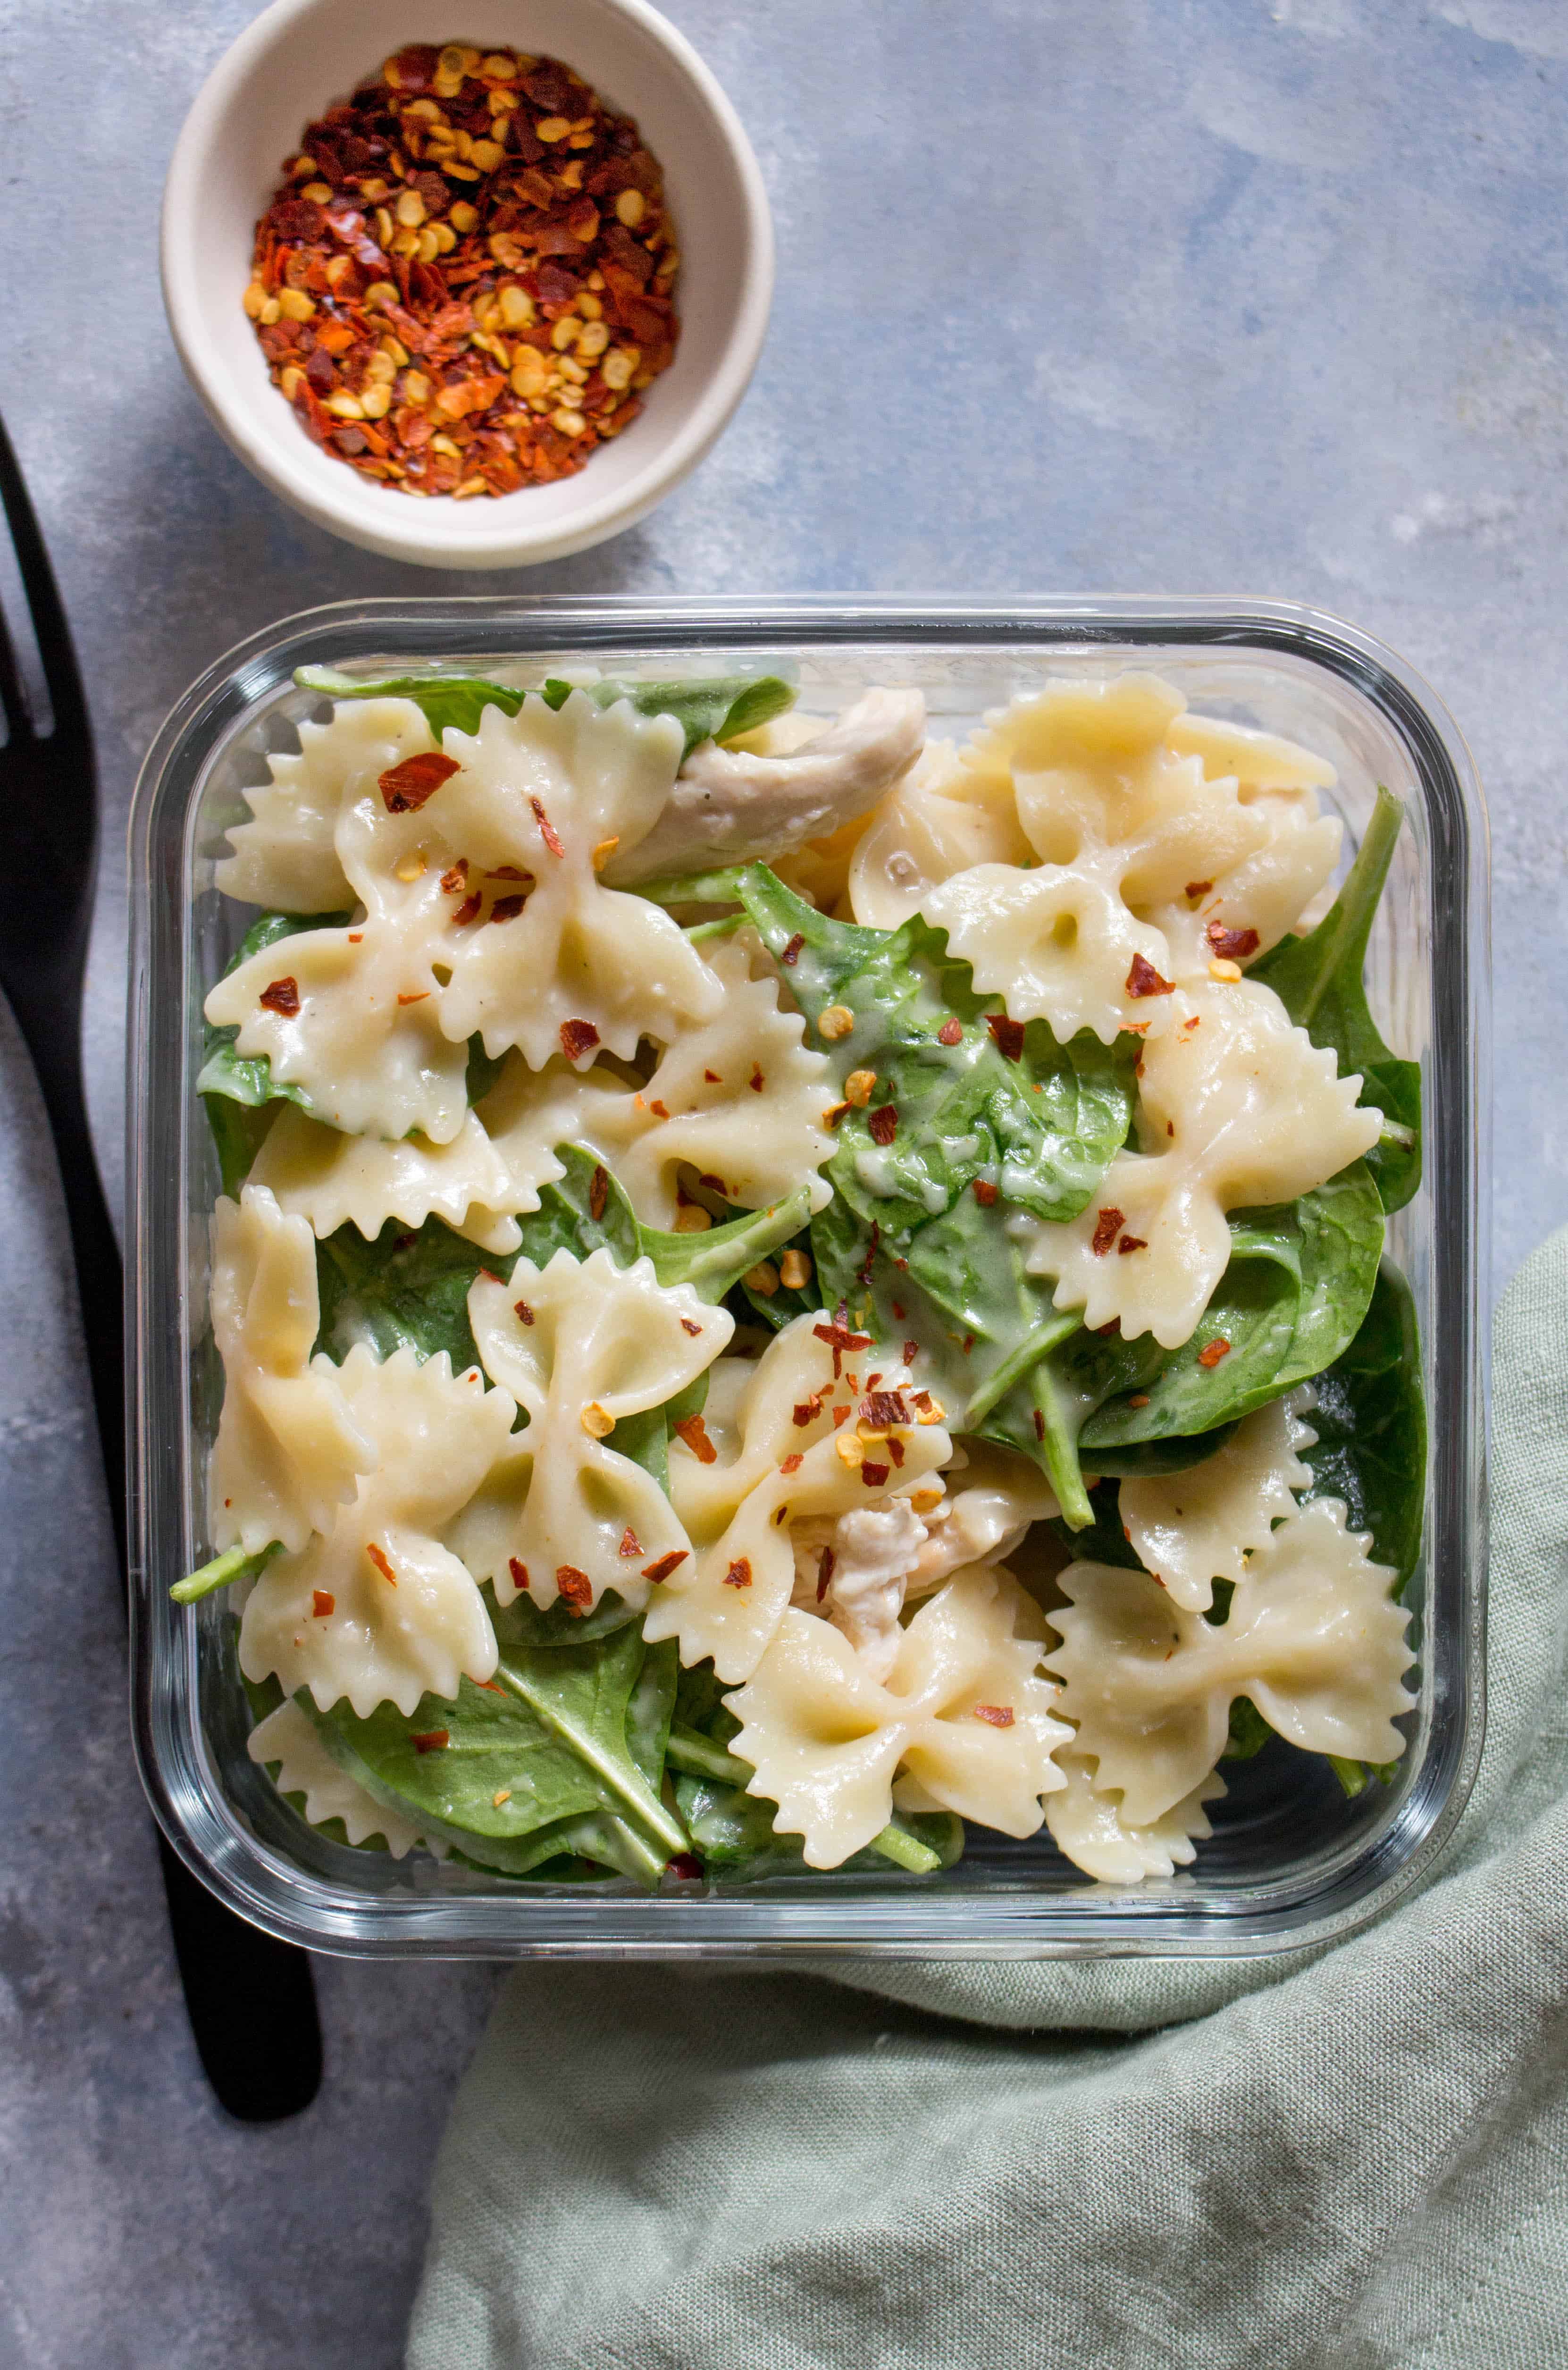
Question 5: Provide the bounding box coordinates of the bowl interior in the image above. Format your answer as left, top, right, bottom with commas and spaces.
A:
162, 0, 770, 563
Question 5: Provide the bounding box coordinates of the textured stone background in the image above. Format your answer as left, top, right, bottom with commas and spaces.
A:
0, 1, 1562, 2362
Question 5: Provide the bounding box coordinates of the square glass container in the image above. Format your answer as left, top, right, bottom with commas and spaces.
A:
127, 596, 1490, 1960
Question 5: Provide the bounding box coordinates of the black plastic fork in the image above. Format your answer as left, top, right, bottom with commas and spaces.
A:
0, 412, 322, 2120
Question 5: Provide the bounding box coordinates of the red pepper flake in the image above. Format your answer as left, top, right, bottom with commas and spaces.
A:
1198, 1336, 1233, 1368
816, 1546, 836, 1601
780, 1452, 804, 1476
973, 1704, 1015, 1728
1127, 1394, 1151, 1409
259, 975, 300, 1017
1091, 1208, 1125, 1257
555, 1565, 593, 1612
860, 1462, 891, 1488
618, 1528, 643, 1557
588, 1163, 609, 1221
1206, 917, 1261, 962
986, 1013, 1025, 1061
488, 866, 531, 882
1097, 1318, 1122, 1336
487, 894, 525, 925
973, 1178, 998, 1207
347, 932, 363, 942
722, 1556, 753, 1589
867, 1104, 898, 1146
1184, 879, 1213, 903
513, 1299, 535, 1326
312, 1590, 335, 1617
823, 1101, 851, 1130
780, 932, 805, 966
1032, 1408, 1045, 1442
508, 1557, 530, 1592
366, 1542, 397, 1585
378, 751, 459, 813
475, 1679, 507, 1695
703, 1068, 721, 1084
667, 1852, 704, 1881
396, 990, 430, 1006
453, 892, 483, 926
937, 1016, 964, 1047
441, 860, 469, 893
903, 1340, 918, 1365
1126, 953, 1174, 999
792, 1396, 822, 1427
831, 1403, 852, 1429
697, 1173, 727, 1193
530, 796, 565, 857
642, 1549, 688, 1583
1117, 1234, 1148, 1255
887, 1435, 906, 1466
679, 1318, 703, 1337
1182, 1015, 1202, 1033
560, 1017, 601, 1063
861, 1389, 910, 1429
646, 1098, 670, 1119
411, 1729, 450, 1753
674, 1413, 717, 1464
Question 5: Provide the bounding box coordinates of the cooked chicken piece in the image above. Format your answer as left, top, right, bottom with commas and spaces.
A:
606, 688, 927, 885
791, 1498, 929, 1683
906, 1488, 1038, 1598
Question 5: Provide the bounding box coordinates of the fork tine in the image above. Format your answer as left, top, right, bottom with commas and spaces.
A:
0, 411, 87, 749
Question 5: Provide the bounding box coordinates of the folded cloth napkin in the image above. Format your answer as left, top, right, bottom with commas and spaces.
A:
407, 1234, 1568, 2370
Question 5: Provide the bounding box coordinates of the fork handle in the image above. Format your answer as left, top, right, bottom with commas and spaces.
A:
16, 1006, 323, 2121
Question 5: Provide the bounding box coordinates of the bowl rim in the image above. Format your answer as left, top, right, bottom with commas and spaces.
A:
126, 591, 1492, 1960
159, 0, 775, 568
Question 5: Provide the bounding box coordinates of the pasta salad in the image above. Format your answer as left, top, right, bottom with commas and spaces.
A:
178, 661, 1426, 1888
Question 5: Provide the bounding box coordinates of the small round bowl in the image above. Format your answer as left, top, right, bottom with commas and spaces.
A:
161, 0, 773, 569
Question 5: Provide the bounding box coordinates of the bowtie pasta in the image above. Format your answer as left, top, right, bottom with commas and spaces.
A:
182, 661, 1426, 1891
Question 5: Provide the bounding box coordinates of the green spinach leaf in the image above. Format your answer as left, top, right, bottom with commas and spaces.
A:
1300, 1255, 1426, 1595
672, 1774, 963, 1881
295, 664, 797, 761
1249, 787, 1421, 1212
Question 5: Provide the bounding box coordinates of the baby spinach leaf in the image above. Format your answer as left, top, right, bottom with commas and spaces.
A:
672, 1774, 963, 1881
296, 665, 797, 761
642, 1182, 818, 1305
316, 1613, 688, 1883
1300, 1255, 1426, 1595
539, 672, 797, 759
1249, 788, 1421, 1212
704, 865, 1135, 1232
1078, 1249, 1302, 1455
1222, 1698, 1275, 1761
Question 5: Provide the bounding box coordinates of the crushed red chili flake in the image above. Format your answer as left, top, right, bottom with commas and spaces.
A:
860, 1462, 891, 1488
861, 1389, 910, 1429
618, 1527, 643, 1557
245, 45, 679, 501
513, 1298, 535, 1325
903, 1340, 918, 1365
780, 1452, 804, 1475
973, 1704, 1015, 1728
554, 1564, 593, 1611
530, 796, 566, 856
489, 893, 527, 923
1117, 1234, 1148, 1255
1090, 1207, 1125, 1256
1198, 1336, 1233, 1367
1184, 879, 1213, 902
1126, 952, 1174, 999
1127, 1394, 1151, 1409
780, 932, 805, 966
722, 1556, 753, 1589
674, 1412, 717, 1463
703, 1068, 721, 1084
973, 1178, 999, 1207
748, 1066, 765, 1093
867, 1103, 898, 1147
1206, 916, 1261, 962
642, 1549, 687, 1582
816, 1546, 836, 1601
937, 1016, 964, 1047
560, 1017, 601, 1062
588, 1162, 609, 1220
366, 1542, 397, 1584
378, 750, 460, 811
260, 975, 301, 1017
792, 1396, 822, 1428
453, 891, 483, 924
411, 1729, 451, 1753
1032, 1408, 1045, 1442
666, 1852, 704, 1881
441, 861, 469, 891
887, 1436, 906, 1466
679, 1317, 703, 1337
986, 1013, 1025, 1061
312, 1589, 335, 1617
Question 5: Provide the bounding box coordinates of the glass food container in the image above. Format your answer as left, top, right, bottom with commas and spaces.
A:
126, 596, 1489, 1959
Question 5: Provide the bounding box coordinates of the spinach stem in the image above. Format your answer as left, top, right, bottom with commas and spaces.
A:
869, 1824, 942, 1874
963, 1308, 1082, 1429
170, 1541, 279, 1603
665, 1725, 753, 1785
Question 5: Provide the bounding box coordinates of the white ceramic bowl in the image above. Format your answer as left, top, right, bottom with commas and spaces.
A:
161, 0, 773, 568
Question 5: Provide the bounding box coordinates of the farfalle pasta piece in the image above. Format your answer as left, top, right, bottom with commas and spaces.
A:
214, 697, 434, 913
238, 1346, 517, 1717
1043, 1753, 1225, 1884
466, 1248, 731, 1614
1118, 1389, 1316, 1612
247, 1700, 427, 1858
430, 693, 722, 1067
1023, 973, 1382, 1347
249, 1103, 526, 1255
646, 1313, 953, 1683
847, 738, 1034, 931
726, 1564, 1071, 1867
1046, 1496, 1414, 1825
208, 1185, 374, 1555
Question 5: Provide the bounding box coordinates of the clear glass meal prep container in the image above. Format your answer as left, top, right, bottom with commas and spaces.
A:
126, 595, 1489, 1960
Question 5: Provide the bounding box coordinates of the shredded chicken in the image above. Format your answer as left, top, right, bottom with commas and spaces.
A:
607, 689, 927, 885
789, 1482, 1039, 1683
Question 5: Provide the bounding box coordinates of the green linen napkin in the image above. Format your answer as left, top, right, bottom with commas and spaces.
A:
407, 1233, 1568, 2370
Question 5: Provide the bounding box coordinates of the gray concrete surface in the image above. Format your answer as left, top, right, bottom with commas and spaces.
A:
0, 1, 1563, 2362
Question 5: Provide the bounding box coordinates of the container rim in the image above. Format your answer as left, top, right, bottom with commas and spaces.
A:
126, 593, 1491, 1959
